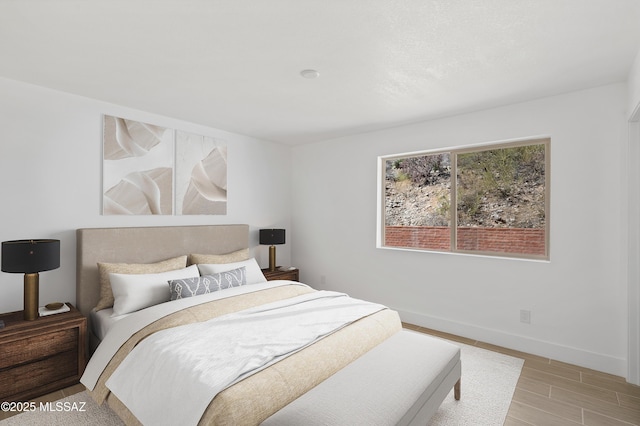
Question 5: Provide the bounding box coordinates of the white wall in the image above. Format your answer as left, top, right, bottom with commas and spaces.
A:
292, 83, 628, 376
628, 49, 640, 118
0, 77, 292, 314
625, 48, 640, 384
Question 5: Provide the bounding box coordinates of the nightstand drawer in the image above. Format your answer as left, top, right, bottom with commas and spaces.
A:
0, 350, 77, 399
0, 328, 77, 369
261, 268, 299, 282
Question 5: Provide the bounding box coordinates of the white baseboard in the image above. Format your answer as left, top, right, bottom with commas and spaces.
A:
396, 308, 627, 378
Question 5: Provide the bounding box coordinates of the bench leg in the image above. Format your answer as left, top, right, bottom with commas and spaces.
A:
454, 379, 461, 400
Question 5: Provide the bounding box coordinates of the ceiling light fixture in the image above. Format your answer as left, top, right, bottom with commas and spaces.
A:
300, 69, 320, 79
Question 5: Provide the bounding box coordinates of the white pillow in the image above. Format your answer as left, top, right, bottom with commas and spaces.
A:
197, 258, 267, 285
110, 265, 200, 316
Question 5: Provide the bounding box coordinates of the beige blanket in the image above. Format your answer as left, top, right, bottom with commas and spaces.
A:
88, 284, 402, 425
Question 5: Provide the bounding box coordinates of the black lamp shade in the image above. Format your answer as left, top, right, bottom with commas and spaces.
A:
259, 229, 285, 245
1, 239, 60, 274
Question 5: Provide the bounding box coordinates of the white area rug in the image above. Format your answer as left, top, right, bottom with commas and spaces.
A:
1, 340, 522, 426
429, 342, 524, 425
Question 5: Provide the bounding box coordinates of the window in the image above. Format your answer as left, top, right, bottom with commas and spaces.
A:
379, 138, 549, 260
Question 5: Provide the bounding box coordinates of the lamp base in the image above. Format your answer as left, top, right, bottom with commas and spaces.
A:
268, 245, 277, 272
24, 273, 39, 321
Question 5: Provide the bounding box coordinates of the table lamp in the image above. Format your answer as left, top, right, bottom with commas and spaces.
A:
259, 229, 285, 272
1, 239, 60, 320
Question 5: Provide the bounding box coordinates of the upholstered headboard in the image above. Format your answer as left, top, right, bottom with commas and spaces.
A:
75, 225, 249, 319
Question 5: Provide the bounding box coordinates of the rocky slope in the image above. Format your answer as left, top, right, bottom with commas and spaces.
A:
385, 172, 545, 229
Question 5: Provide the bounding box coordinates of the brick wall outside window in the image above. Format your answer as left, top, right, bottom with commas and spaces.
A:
384, 226, 545, 256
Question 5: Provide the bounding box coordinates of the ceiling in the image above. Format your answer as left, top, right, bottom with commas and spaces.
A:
1, 0, 639, 145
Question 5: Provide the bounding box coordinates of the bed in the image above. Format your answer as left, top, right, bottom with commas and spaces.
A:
76, 225, 461, 425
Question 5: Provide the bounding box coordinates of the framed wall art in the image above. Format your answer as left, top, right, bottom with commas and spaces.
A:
102, 115, 227, 215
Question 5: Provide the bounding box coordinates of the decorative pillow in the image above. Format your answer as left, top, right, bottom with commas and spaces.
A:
188, 248, 249, 266
95, 255, 187, 311
110, 265, 199, 316
168, 267, 247, 300
198, 258, 267, 285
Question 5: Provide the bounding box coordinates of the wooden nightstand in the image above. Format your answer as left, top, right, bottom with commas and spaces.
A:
262, 267, 300, 282
0, 304, 87, 401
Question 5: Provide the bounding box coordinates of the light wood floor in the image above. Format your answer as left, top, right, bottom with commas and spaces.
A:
3, 325, 639, 425
404, 323, 640, 426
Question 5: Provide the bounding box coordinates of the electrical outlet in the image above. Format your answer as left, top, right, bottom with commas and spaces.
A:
520, 309, 531, 324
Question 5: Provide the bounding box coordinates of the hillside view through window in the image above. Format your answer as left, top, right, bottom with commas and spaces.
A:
381, 139, 549, 259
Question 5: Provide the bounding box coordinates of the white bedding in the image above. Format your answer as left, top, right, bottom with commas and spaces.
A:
90, 308, 129, 341
81, 280, 309, 391
105, 290, 386, 426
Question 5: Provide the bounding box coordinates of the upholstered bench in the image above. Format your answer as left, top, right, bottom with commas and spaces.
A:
262, 330, 461, 426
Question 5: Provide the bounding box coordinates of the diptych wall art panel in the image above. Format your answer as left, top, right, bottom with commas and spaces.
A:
102, 115, 227, 215
176, 131, 227, 215
102, 115, 174, 215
